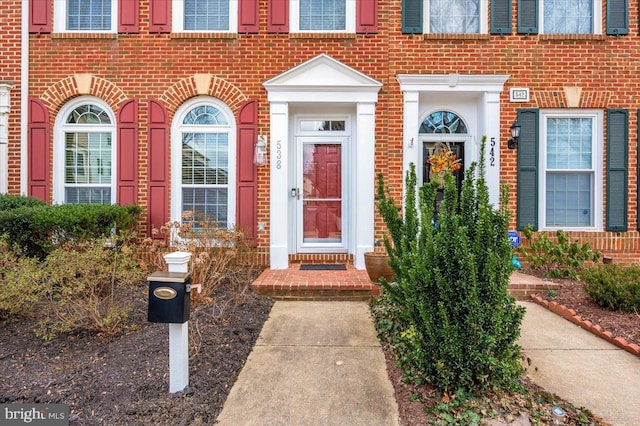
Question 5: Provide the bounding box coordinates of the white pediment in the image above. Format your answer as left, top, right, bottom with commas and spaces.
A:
264, 54, 381, 102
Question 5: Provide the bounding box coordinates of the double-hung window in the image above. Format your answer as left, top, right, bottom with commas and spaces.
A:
540, 111, 602, 229
541, 0, 602, 34
427, 0, 484, 34
54, 0, 117, 32
55, 99, 116, 204
173, 100, 236, 227
173, 0, 238, 32
291, 0, 355, 32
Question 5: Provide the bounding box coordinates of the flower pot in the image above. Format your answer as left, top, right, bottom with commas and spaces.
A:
364, 252, 394, 284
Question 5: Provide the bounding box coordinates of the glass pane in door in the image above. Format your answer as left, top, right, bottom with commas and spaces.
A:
302, 143, 342, 243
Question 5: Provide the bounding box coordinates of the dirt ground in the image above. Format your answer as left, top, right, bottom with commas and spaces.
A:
1, 271, 636, 425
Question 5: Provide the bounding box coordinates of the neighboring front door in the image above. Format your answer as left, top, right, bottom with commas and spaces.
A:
296, 137, 346, 252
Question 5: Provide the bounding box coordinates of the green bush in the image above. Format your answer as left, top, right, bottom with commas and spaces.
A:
37, 240, 146, 339
0, 203, 141, 258
581, 264, 640, 313
518, 227, 600, 279
0, 194, 46, 210
374, 137, 524, 393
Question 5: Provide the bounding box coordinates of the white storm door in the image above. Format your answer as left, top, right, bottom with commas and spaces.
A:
296, 137, 346, 252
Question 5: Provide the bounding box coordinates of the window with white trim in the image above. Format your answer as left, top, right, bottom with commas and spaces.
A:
173, 0, 238, 32
54, 98, 116, 204
172, 99, 236, 227
426, 0, 485, 34
541, 0, 602, 34
54, 0, 117, 32
540, 111, 602, 229
291, 0, 355, 32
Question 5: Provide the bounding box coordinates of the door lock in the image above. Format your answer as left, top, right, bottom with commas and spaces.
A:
290, 188, 300, 199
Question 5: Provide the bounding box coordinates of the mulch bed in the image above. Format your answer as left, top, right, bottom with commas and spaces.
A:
0, 289, 273, 425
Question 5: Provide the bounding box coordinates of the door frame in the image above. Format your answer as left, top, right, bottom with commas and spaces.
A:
295, 136, 348, 252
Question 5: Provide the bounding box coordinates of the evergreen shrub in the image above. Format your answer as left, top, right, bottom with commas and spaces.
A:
373, 138, 525, 393
581, 264, 640, 313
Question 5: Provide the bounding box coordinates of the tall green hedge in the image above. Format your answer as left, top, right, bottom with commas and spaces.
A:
374, 138, 525, 393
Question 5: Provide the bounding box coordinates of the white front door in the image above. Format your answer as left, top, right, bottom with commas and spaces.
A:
296, 137, 347, 252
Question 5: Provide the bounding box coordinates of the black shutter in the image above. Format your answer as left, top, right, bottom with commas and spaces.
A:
402, 0, 423, 34
517, 0, 538, 34
491, 0, 512, 35
517, 109, 539, 231
606, 109, 628, 232
606, 0, 628, 36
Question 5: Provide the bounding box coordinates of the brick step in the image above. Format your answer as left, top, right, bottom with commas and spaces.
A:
250, 266, 380, 301
288, 253, 353, 265
508, 272, 559, 300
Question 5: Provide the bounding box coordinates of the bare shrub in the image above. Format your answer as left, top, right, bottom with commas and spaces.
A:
0, 239, 46, 321
37, 240, 146, 339
137, 213, 260, 307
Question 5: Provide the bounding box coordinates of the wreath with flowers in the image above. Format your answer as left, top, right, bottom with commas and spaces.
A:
427, 142, 462, 187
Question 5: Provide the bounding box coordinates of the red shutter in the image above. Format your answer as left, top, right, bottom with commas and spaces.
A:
28, 98, 50, 202
147, 100, 169, 237
238, 0, 259, 33
29, 0, 52, 33
117, 99, 138, 206
268, 0, 289, 33
236, 99, 258, 241
356, 0, 377, 34
118, 0, 139, 33
149, 0, 171, 33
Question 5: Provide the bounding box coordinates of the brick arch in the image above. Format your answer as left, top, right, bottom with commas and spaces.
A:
158, 74, 248, 115
39, 74, 129, 113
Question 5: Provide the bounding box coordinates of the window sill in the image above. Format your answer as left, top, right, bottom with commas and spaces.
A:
538, 34, 607, 42
50, 33, 118, 40
422, 33, 491, 41
289, 33, 357, 40
171, 32, 239, 40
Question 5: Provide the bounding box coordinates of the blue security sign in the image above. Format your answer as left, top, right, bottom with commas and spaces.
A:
508, 231, 521, 248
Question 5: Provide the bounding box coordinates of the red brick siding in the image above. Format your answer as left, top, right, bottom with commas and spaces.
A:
14, 0, 640, 261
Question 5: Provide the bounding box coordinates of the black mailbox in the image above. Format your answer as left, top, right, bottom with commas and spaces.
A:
147, 271, 192, 323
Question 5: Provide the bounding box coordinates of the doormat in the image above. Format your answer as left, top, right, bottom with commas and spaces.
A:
299, 264, 347, 271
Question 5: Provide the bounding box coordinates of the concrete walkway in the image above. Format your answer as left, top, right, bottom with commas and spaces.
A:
215, 301, 400, 426
518, 301, 640, 426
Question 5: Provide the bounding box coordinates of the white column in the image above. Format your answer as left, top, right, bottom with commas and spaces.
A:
164, 251, 192, 393
354, 102, 376, 269
481, 92, 502, 206
0, 83, 13, 194
269, 102, 289, 269
402, 90, 420, 186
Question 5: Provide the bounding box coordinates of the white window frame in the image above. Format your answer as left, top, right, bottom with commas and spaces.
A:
54, 0, 118, 33
539, 110, 603, 231
171, 97, 237, 228
172, 0, 238, 33
290, 0, 356, 33
53, 96, 117, 204
539, 0, 602, 34
424, 0, 488, 34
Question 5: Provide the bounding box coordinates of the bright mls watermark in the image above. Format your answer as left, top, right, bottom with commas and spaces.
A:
1, 404, 68, 425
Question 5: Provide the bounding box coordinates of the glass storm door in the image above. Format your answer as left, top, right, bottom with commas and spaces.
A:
297, 138, 345, 251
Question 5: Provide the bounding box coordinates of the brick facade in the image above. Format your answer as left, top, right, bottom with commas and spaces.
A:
4, 1, 640, 264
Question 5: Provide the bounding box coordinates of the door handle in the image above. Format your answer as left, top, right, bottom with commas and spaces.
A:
290, 188, 300, 199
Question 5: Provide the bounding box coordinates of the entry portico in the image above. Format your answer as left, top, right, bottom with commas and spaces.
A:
264, 54, 382, 270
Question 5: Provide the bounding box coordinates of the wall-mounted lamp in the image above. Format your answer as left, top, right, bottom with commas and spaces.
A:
254, 135, 268, 166
507, 119, 521, 150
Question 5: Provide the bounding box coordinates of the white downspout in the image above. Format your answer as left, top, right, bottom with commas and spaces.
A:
20, 0, 29, 195
0, 82, 13, 193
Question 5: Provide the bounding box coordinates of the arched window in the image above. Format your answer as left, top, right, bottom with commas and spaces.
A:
420, 110, 468, 134
54, 98, 115, 204
172, 99, 236, 227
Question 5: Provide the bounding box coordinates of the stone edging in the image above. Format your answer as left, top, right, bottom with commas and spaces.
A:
529, 294, 640, 357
